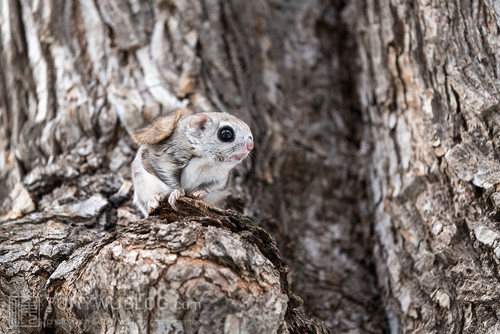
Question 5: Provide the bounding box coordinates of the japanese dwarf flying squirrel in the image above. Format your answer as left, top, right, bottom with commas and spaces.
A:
131, 109, 254, 217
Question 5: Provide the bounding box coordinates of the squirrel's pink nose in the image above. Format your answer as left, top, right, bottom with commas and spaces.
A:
246, 142, 254, 152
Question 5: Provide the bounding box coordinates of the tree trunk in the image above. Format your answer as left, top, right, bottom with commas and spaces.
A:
3, 0, 497, 333
350, 0, 500, 332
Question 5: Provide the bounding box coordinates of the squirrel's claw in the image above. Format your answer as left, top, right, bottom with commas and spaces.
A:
191, 190, 208, 199
168, 188, 185, 210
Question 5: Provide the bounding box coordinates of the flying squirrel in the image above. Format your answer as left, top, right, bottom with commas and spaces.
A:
131, 109, 254, 217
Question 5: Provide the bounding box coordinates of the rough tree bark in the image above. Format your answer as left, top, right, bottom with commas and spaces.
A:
349, 0, 500, 332
0, 0, 378, 333
4, 0, 497, 333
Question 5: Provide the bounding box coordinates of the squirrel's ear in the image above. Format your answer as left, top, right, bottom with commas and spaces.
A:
132, 108, 188, 145
187, 113, 212, 136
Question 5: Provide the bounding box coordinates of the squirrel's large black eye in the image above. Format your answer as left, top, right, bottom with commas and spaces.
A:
218, 127, 235, 142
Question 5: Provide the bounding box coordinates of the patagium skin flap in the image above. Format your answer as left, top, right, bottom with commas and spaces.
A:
131, 109, 254, 216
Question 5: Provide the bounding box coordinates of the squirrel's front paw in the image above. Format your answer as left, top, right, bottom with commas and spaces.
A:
191, 190, 208, 199
168, 188, 185, 211
145, 194, 163, 215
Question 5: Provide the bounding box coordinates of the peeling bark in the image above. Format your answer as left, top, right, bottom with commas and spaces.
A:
350, 0, 500, 332
1, 198, 330, 333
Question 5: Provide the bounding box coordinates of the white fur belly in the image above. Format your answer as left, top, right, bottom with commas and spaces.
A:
181, 158, 229, 193
135, 167, 171, 195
